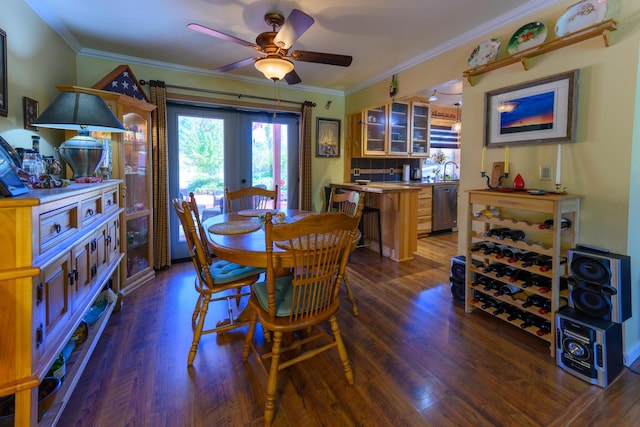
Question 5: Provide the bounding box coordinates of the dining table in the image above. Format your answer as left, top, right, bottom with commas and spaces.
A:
204, 209, 312, 269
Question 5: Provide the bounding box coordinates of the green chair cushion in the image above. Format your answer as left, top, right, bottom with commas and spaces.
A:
210, 260, 264, 284
252, 276, 294, 316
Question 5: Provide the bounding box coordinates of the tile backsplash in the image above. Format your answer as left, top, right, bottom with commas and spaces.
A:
350, 158, 422, 182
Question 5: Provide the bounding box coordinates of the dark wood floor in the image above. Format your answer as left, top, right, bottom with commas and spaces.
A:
59, 232, 640, 426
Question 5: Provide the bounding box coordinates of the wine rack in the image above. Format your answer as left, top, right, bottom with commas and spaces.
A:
465, 190, 580, 357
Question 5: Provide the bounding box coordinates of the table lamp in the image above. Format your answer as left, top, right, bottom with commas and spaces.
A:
33, 92, 126, 179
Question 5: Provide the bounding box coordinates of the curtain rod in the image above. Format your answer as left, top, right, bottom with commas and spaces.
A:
139, 80, 315, 107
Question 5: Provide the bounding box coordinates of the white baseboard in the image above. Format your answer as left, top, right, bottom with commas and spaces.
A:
624, 340, 640, 367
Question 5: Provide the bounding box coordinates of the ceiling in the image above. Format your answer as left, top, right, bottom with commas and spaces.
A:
26, 0, 561, 100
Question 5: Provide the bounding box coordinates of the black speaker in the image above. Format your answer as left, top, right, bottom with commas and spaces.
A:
556, 308, 623, 388
567, 246, 631, 323
450, 256, 482, 303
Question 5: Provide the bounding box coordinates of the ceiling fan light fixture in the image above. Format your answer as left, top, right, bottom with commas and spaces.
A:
254, 57, 294, 81
428, 90, 438, 102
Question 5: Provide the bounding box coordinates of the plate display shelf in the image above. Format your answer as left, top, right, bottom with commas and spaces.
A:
465, 189, 580, 357
463, 19, 617, 85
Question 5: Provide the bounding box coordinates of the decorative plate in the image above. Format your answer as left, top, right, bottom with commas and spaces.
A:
468, 38, 502, 67
208, 220, 261, 235
508, 22, 548, 55
237, 208, 277, 217
555, 0, 608, 37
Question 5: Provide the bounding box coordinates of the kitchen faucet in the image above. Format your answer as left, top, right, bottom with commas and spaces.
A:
443, 161, 459, 181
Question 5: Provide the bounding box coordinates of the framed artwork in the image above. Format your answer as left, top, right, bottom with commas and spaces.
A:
484, 69, 579, 147
0, 28, 6, 117
316, 118, 340, 158
23, 97, 39, 130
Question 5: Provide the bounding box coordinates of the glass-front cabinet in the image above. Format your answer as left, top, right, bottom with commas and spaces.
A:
410, 101, 431, 157
58, 85, 156, 294
362, 105, 387, 156
389, 101, 409, 155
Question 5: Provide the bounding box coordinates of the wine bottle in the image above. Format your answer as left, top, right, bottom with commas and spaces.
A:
493, 302, 509, 316
498, 284, 520, 296
47, 352, 66, 381
484, 227, 510, 238
539, 218, 572, 230
474, 208, 501, 218
515, 251, 537, 263
509, 269, 532, 283
536, 320, 552, 336
539, 296, 568, 314
493, 228, 512, 240
506, 306, 522, 321
471, 241, 492, 252
520, 314, 538, 329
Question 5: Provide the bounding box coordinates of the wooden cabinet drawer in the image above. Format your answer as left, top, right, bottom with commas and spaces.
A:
418, 198, 431, 211
469, 192, 554, 213
417, 215, 432, 232
418, 187, 432, 199
81, 194, 103, 227
104, 188, 119, 213
40, 204, 78, 253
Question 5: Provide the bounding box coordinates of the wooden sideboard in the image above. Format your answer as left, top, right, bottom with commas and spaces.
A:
0, 181, 124, 426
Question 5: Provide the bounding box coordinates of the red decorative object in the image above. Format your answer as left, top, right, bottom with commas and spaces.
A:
513, 173, 525, 190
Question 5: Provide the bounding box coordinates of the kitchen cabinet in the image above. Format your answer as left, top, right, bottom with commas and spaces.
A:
416, 186, 432, 236
59, 86, 156, 294
0, 182, 123, 426
465, 190, 580, 357
409, 101, 430, 157
350, 101, 430, 158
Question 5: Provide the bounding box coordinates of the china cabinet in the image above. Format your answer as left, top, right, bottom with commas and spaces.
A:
58, 86, 156, 294
0, 182, 123, 426
465, 189, 580, 357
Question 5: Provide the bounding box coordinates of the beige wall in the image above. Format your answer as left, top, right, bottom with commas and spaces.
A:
347, 0, 640, 362
0, 0, 77, 157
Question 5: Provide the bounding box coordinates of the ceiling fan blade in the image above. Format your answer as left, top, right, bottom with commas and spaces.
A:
290, 50, 353, 67
273, 9, 314, 49
187, 23, 256, 48
215, 57, 257, 72
284, 70, 302, 85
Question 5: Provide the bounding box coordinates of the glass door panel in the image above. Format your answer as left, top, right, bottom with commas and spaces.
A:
363, 105, 386, 155
123, 112, 149, 213
389, 102, 409, 154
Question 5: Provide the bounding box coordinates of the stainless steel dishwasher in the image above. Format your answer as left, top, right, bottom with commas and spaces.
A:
432, 184, 458, 232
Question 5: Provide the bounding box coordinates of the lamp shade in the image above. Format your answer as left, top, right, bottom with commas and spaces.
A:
254, 57, 294, 81
33, 92, 125, 133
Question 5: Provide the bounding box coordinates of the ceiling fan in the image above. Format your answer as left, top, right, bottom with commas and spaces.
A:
187, 9, 353, 85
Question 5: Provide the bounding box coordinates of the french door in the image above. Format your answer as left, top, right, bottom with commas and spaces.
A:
167, 103, 299, 260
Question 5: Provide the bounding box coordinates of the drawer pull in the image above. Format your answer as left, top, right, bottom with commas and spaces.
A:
52, 223, 62, 234
106, 235, 112, 245
91, 239, 98, 253
86, 208, 95, 217
36, 323, 44, 348
36, 283, 44, 305
106, 199, 113, 207
91, 264, 97, 278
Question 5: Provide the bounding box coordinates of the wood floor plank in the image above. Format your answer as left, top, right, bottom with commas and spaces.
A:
56, 232, 640, 427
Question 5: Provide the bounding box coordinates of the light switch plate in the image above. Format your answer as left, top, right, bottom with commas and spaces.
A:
540, 165, 553, 181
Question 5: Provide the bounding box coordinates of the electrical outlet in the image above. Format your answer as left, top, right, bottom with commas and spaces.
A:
353, 168, 360, 177
539, 165, 553, 181
389, 168, 394, 175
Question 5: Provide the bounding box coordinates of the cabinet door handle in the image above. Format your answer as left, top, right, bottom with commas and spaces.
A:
52, 223, 62, 234
91, 264, 97, 278
106, 199, 112, 207
86, 208, 95, 217
36, 283, 44, 305
36, 323, 44, 348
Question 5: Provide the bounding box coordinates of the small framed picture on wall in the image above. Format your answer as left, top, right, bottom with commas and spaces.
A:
23, 97, 39, 131
0, 28, 7, 117
316, 118, 340, 158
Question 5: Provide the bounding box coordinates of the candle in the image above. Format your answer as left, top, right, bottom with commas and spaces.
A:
481, 146, 486, 173
556, 144, 562, 185
504, 146, 509, 173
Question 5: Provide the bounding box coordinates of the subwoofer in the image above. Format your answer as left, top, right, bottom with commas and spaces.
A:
568, 246, 631, 323
450, 256, 482, 303
556, 308, 623, 388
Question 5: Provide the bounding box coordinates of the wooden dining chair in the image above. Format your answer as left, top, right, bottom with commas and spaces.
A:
327, 187, 365, 316
173, 199, 262, 366
224, 185, 278, 213
186, 192, 264, 323
242, 211, 360, 426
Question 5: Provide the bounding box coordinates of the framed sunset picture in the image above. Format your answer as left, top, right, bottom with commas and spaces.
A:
484, 69, 579, 147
